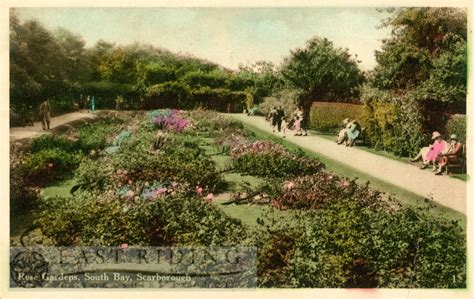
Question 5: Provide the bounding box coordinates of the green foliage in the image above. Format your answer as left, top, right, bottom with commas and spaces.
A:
30, 134, 76, 153
259, 88, 301, 118
36, 191, 247, 246
256, 199, 466, 288
309, 102, 364, 132
446, 114, 466, 142
74, 158, 111, 191
112, 130, 224, 192
281, 37, 364, 102
75, 117, 123, 153
18, 148, 83, 185
361, 85, 424, 156
230, 141, 323, 178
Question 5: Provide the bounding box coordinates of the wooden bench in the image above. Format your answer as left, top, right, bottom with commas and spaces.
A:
445, 144, 466, 175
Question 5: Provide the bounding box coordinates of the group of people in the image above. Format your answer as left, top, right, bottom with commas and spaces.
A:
267, 105, 308, 138
336, 118, 361, 147
411, 131, 463, 175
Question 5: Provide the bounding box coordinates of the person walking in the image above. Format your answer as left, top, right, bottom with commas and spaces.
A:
269, 107, 278, 132
39, 100, 51, 130
295, 106, 308, 136
276, 106, 284, 132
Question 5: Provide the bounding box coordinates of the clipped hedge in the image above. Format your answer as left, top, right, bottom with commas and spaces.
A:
309, 102, 364, 132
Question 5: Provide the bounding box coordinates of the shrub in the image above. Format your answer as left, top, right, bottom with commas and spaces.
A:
230, 141, 323, 178
186, 109, 244, 134
149, 109, 191, 133
74, 158, 111, 191
112, 131, 224, 192
361, 86, 424, 156
30, 135, 76, 153
18, 148, 83, 186
271, 172, 395, 211
255, 199, 466, 288
36, 190, 247, 246
309, 102, 364, 132
446, 114, 466, 142
259, 89, 301, 118
75, 117, 124, 153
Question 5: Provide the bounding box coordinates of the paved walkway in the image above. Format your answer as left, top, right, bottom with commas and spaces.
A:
230, 114, 467, 214
10, 111, 99, 143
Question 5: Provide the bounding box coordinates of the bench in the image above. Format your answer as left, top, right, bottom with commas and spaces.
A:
445, 144, 466, 175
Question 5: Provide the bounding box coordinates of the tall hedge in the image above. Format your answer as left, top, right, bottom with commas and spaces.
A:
309, 102, 364, 132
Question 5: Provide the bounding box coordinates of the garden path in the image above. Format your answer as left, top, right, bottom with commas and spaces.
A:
230, 113, 467, 214
10, 111, 100, 143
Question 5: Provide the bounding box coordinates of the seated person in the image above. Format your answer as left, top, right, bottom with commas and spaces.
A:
336, 118, 351, 144
346, 120, 361, 147
434, 134, 463, 175
419, 131, 447, 170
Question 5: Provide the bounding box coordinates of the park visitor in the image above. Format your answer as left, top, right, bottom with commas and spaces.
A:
434, 134, 463, 175
269, 107, 278, 132
293, 115, 302, 135
419, 131, 447, 170
276, 106, 284, 132
39, 100, 51, 130
345, 120, 361, 147
336, 118, 351, 144
294, 106, 308, 136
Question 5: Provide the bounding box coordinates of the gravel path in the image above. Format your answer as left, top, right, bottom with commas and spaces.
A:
10, 111, 99, 143
230, 113, 466, 214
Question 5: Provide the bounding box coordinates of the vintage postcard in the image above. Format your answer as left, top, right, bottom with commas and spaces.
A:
1, 1, 473, 298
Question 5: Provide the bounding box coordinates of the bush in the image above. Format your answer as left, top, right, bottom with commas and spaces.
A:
446, 114, 466, 142
255, 199, 466, 288
361, 86, 424, 156
75, 117, 123, 153
112, 131, 224, 192
74, 158, 111, 191
30, 135, 76, 153
271, 172, 395, 211
36, 190, 247, 246
309, 102, 364, 132
18, 148, 83, 186
230, 141, 323, 178
259, 89, 301, 118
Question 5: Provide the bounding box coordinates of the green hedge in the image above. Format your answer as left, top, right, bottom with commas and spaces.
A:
446, 114, 466, 142
309, 102, 364, 132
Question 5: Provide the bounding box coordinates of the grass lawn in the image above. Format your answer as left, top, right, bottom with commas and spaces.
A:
239, 122, 466, 230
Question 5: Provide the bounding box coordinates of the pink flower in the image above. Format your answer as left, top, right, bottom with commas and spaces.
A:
195, 186, 203, 195
120, 243, 128, 249
327, 175, 334, 180
48, 163, 54, 168
204, 193, 214, 203
125, 190, 135, 199
171, 181, 178, 188
340, 180, 350, 188
284, 181, 295, 190
154, 188, 168, 196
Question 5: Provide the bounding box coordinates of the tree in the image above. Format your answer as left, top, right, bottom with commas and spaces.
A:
281, 37, 364, 104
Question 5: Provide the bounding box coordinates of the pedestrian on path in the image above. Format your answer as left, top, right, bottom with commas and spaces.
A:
276, 106, 284, 132
39, 100, 51, 130
293, 106, 308, 136
269, 107, 278, 132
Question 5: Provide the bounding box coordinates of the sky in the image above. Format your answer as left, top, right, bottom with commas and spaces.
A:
14, 7, 392, 71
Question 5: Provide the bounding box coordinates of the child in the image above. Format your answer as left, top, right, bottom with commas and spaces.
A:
293, 116, 301, 136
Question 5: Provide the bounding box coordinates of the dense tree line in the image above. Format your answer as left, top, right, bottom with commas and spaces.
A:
361, 7, 467, 155
10, 7, 466, 138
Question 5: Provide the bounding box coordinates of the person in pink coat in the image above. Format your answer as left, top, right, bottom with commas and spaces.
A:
420, 131, 447, 170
